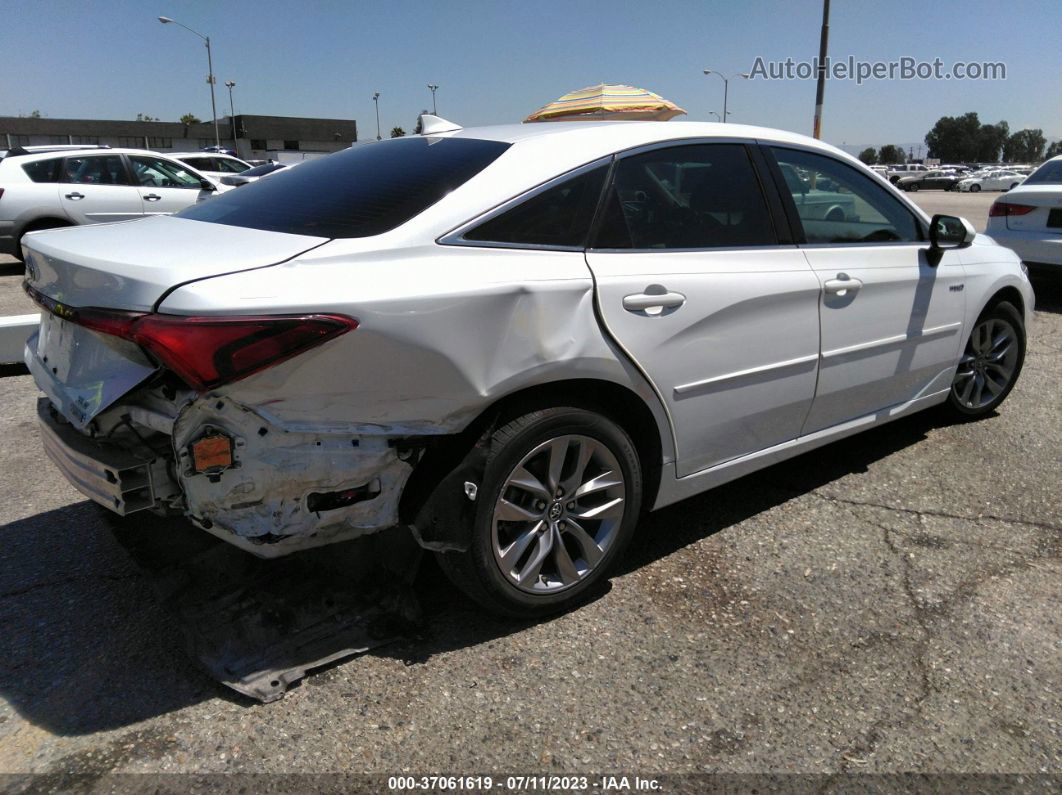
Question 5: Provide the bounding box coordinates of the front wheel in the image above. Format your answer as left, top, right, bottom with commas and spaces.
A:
970, 183, 981, 193
944, 301, 1025, 418
907, 183, 919, 192
436, 407, 642, 617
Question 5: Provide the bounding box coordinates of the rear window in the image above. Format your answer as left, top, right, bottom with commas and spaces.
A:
1024, 160, 1062, 185
178, 137, 510, 238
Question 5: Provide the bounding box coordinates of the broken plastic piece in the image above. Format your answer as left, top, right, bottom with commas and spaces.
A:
190, 433, 234, 472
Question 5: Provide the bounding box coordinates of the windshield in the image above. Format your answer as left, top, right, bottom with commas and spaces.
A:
178, 137, 510, 238
1023, 160, 1062, 185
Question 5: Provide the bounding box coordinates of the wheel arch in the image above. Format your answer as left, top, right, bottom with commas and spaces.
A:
399, 377, 666, 545
981, 284, 1025, 320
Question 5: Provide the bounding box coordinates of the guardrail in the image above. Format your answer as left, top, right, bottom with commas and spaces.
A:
0, 314, 38, 367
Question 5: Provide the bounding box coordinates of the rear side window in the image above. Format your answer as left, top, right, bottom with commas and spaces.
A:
462, 164, 608, 248
178, 137, 510, 238
22, 158, 62, 183
180, 157, 214, 171
1024, 160, 1062, 185
593, 143, 776, 249
61, 155, 132, 186
215, 158, 249, 173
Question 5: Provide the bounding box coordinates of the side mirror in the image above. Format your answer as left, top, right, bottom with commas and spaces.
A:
200, 179, 217, 192
929, 214, 976, 250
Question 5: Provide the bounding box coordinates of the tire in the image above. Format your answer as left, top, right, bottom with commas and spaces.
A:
14, 219, 72, 262
436, 407, 642, 617
970, 183, 981, 193
943, 300, 1025, 419
907, 182, 919, 191
1009, 183, 1019, 191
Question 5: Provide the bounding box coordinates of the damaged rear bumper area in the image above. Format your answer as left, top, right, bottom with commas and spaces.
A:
36, 393, 416, 558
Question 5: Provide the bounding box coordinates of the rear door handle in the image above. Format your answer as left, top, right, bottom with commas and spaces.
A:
622, 290, 686, 313
823, 276, 863, 296
64, 192, 84, 200
143, 194, 162, 202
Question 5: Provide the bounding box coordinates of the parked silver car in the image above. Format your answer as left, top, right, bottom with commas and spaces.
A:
22, 120, 1033, 616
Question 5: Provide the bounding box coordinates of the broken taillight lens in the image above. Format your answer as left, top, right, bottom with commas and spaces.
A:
25, 284, 357, 390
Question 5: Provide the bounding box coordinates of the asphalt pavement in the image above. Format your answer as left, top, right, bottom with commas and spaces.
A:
0, 192, 1059, 785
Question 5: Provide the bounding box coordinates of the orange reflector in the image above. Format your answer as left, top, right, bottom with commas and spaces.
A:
191, 434, 234, 472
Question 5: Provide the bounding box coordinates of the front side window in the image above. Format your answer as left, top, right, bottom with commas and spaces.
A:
771, 147, 920, 244
215, 157, 249, 173
178, 137, 510, 239
61, 155, 131, 185
129, 155, 203, 189
23, 158, 62, 183
462, 164, 608, 248
592, 143, 776, 249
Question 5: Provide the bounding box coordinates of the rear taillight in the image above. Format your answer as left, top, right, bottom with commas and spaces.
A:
989, 201, 1036, 217
25, 283, 356, 390
130, 313, 357, 390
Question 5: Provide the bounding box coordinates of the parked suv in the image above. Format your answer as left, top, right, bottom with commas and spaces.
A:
0, 146, 224, 259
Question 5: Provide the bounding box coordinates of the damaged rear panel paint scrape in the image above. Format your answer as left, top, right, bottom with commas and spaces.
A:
173, 395, 412, 551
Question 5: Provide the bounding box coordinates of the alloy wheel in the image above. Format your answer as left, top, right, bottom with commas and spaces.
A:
490, 434, 625, 594
952, 316, 1019, 410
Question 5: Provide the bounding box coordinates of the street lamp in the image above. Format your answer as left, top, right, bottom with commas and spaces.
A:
159, 16, 220, 151
427, 83, 439, 115
702, 69, 749, 123
373, 92, 381, 140
708, 111, 721, 122
224, 80, 237, 154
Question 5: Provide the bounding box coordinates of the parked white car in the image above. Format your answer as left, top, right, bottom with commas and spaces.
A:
169, 152, 253, 182
0, 146, 224, 259
22, 119, 1033, 616
985, 155, 1062, 275
957, 171, 1026, 192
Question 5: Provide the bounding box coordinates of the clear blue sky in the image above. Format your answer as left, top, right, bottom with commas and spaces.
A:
2, 0, 1059, 151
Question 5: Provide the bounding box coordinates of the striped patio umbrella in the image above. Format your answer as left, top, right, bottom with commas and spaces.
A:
524, 83, 686, 122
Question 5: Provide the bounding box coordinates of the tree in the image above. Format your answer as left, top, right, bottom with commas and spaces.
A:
180, 113, 201, 125
29, 109, 42, 118
1045, 140, 1062, 159
390, 126, 406, 138
1003, 129, 1046, 163
136, 113, 159, 122
857, 147, 878, 165
878, 144, 906, 164
975, 120, 1009, 162
925, 112, 983, 162
413, 110, 429, 135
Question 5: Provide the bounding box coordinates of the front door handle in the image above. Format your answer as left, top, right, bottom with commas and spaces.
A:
823, 276, 863, 296
143, 194, 162, 202
623, 290, 686, 313
64, 192, 85, 200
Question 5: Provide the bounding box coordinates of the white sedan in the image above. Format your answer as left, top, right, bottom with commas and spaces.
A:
21, 118, 1033, 616
957, 171, 1027, 192
985, 155, 1062, 274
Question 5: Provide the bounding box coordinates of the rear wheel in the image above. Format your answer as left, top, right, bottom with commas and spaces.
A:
436, 407, 642, 617
944, 301, 1025, 418
13, 219, 73, 262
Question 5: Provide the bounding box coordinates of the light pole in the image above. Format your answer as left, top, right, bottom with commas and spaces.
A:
224, 80, 237, 154
702, 69, 749, 123
159, 16, 220, 151
708, 111, 721, 122
373, 92, 381, 140
427, 83, 439, 115
812, 0, 830, 139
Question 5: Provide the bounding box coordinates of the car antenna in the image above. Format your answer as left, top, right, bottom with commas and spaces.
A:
418, 113, 462, 135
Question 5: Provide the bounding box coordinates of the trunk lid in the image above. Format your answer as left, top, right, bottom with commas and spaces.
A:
1002, 185, 1062, 232
22, 215, 327, 311
22, 215, 328, 430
